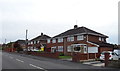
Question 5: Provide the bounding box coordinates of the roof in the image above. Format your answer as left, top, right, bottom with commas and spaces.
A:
89, 41, 114, 47
30, 33, 51, 41
16, 40, 26, 44
53, 26, 108, 38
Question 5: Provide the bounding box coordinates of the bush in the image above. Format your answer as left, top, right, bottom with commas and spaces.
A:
59, 53, 64, 56
16, 47, 23, 53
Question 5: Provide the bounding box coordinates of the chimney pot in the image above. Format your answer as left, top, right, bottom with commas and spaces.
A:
74, 25, 78, 29
41, 33, 43, 35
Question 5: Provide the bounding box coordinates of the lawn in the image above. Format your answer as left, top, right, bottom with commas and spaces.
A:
59, 56, 72, 59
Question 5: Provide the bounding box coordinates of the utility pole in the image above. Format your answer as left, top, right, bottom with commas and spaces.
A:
26, 29, 28, 52
76, 20, 77, 25
5, 39, 6, 48
5, 39, 6, 44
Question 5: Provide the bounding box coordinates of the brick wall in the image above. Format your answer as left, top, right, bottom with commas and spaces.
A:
72, 53, 88, 62
99, 47, 113, 53
26, 52, 59, 59
4, 48, 16, 52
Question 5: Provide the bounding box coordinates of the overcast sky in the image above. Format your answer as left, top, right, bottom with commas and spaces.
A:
0, 0, 119, 44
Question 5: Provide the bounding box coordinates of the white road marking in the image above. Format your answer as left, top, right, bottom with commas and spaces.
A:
29, 64, 47, 71
16, 59, 24, 63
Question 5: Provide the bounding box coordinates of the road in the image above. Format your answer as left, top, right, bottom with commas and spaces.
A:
2, 51, 116, 71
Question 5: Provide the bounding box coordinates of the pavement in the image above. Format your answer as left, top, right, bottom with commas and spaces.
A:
59, 58, 104, 67
83, 61, 104, 67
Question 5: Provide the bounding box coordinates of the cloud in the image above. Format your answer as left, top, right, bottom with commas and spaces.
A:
0, 0, 119, 44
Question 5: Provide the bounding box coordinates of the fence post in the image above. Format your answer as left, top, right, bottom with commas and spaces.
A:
104, 53, 109, 67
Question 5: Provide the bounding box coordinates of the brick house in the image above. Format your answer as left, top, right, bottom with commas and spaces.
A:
15, 40, 26, 49
27, 33, 51, 52
46, 25, 113, 57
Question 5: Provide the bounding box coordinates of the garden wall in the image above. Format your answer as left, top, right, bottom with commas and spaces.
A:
26, 52, 59, 59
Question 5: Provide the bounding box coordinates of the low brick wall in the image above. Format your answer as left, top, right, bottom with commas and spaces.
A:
72, 53, 88, 62
4, 48, 16, 52
26, 52, 59, 59
89, 53, 99, 59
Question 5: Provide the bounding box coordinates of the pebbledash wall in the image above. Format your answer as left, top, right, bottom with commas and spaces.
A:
46, 25, 114, 59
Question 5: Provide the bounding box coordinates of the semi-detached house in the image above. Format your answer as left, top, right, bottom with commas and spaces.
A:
27, 33, 51, 51
46, 25, 113, 57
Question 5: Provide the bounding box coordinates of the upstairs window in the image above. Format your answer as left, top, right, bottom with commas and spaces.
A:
58, 38, 63, 43
47, 39, 51, 43
52, 39, 56, 43
34, 41, 37, 44
37, 41, 40, 43
102, 38, 104, 41
67, 36, 74, 42
99, 37, 102, 41
77, 35, 84, 40
31, 42, 33, 44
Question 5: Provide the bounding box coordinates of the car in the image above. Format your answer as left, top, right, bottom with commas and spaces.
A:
113, 49, 120, 59
99, 51, 119, 62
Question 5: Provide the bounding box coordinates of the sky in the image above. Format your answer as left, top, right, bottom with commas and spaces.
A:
0, 0, 119, 44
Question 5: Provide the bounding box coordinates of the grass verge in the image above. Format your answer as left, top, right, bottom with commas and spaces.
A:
59, 56, 72, 59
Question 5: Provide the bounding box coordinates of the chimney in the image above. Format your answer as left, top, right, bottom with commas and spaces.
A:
41, 33, 43, 35
74, 25, 78, 29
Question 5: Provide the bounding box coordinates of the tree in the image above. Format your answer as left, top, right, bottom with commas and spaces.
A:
14, 41, 23, 52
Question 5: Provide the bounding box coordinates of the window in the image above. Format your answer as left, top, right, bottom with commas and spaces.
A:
77, 35, 84, 40
28, 42, 30, 45
51, 47, 56, 53
37, 41, 40, 43
58, 38, 63, 42
74, 47, 81, 52
58, 46, 63, 52
31, 42, 33, 44
67, 46, 72, 52
67, 36, 74, 42
47, 39, 51, 43
102, 38, 104, 41
99, 37, 102, 41
35, 41, 38, 44
52, 39, 56, 43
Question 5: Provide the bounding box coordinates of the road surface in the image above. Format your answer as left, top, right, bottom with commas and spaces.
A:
2, 51, 116, 71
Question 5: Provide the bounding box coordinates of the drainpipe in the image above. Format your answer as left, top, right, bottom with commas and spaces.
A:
86, 35, 89, 60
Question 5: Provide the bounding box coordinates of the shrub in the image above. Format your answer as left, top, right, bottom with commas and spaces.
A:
59, 53, 64, 56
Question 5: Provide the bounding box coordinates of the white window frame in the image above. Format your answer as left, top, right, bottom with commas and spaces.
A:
67, 36, 74, 42
77, 35, 84, 40
37, 41, 40, 43
51, 46, 56, 52
99, 37, 102, 41
67, 46, 72, 52
102, 38, 104, 41
47, 39, 51, 43
88, 47, 98, 53
52, 39, 56, 43
31, 42, 33, 44
58, 38, 63, 43
58, 46, 63, 52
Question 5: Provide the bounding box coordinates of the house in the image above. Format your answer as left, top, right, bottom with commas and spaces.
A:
27, 33, 51, 52
46, 25, 113, 57
14, 40, 26, 51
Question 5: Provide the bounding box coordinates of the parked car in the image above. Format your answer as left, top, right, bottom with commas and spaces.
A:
99, 51, 119, 62
113, 49, 120, 59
